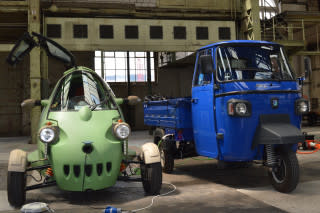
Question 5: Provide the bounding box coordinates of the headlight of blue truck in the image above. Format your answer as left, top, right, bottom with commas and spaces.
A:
295, 98, 309, 114
227, 99, 251, 117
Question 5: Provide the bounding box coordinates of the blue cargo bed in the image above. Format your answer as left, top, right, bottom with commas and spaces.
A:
143, 98, 193, 129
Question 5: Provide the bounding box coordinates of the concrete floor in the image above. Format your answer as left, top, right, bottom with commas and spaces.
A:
1, 128, 320, 213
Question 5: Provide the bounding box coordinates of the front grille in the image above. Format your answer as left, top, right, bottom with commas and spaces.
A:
63, 162, 112, 177
74, 165, 81, 177
85, 165, 92, 176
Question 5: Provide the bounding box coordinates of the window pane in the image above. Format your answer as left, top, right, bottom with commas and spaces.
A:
136, 52, 145, 57
105, 69, 115, 82
95, 51, 101, 57
136, 70, 146, 82
151, 69, 155, 81
116, 69, 126, 82
136, 58, 145, 70
116, 57, 126, 69
104, 52, 114, 57
129, 52, 135, 57
115, 51, 126, 57
95, 58, 101, 70
129, 57, 135, 70
129, 69, 136, 82
105, 58, 115, 70
150, 52, 154, 57
151, 58, 154, 70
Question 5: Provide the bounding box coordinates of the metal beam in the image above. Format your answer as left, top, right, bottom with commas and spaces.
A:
28, 0, 41, 144
0, 44, 14, 52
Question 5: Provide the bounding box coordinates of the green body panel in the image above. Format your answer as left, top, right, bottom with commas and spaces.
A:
47, 110, 122, 191
28, 67, 127, 192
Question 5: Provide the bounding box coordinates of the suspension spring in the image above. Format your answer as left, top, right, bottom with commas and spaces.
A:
265, 144, 277, 167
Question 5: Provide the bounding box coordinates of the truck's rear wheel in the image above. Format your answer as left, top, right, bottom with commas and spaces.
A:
7, 171, 26, 207
141, 162, 162, 195
159, 140, 174, 173
268, 150, 299, 193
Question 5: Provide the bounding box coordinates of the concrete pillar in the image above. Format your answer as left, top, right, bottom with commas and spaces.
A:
28, 0, 41, 144
242, 0, 261, 40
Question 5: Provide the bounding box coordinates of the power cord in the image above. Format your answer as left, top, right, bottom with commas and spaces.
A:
131, 182, 176, 212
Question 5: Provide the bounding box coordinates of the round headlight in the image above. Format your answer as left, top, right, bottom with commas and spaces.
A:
235, 102, 247, 116
298, 101, 308, 113
39, 126, 57, 143
113, 123, 130, 140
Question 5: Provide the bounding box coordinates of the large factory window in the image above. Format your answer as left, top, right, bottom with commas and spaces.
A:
94, 51, 155, 83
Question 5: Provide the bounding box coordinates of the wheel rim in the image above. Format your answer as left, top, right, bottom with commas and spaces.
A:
272, 158, 287, 183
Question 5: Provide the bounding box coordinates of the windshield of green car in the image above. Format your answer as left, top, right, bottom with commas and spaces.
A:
216, 44, 294, 81
50, 71, 116, 111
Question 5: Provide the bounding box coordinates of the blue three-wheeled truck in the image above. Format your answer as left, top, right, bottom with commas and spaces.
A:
144, 40, 308, 193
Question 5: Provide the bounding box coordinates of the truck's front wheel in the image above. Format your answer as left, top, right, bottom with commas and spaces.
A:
268, 150, 299, 193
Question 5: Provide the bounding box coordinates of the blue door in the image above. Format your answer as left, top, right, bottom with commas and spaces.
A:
191, 50, 219, 158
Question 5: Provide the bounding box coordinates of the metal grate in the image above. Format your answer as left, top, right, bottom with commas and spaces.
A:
218, 27, 231, 40
100, 25, 113, 39
125, 25, 139, 39
47, 24, 61, 38
174, 26, 186, 39
196, 27, 208, 40
150, 26, 163, 39
73, 24, 88, 38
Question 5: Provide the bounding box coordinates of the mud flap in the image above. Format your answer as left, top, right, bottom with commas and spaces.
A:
252, 114, 304, 149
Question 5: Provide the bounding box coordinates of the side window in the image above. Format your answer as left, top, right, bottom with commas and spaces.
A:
193, 49, 213, 87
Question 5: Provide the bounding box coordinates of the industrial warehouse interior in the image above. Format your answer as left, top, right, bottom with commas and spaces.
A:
1, 0, 320, 212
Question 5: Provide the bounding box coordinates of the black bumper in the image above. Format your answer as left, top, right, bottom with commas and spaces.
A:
252, 114, 304, 149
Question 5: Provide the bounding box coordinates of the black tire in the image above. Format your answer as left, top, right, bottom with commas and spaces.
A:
268, 150, 299, 193
159, 139, 175, 173
7, 171, 26, 207
308, 113, 317, 126
153, 128, 165, 145
141, 162, 162, 195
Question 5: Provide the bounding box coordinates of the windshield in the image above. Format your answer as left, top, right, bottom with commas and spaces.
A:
216, 45, 294, 81
50, 71, 116, 111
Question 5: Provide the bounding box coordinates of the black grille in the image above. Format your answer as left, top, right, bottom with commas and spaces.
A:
125, 25, 139, 39
97, 163, 103, 176
196, 27, 208, 40
174, 26, 186, 40
74, 165, 81, 177
150, 26, 163, 39
47, 24, 61, 38
73, 24, 88, 38
100, 25, 113, 39
63, 165, 70, 176
219, 27, 231, 40
106, 162, 112, 172
85, 165, 92, 177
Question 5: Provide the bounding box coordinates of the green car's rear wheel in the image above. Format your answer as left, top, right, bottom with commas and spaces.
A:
7, 171, 26, 207
141, 162, 162, 195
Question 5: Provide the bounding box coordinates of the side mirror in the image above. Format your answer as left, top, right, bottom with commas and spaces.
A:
127, 96, 141, 106
21, 99, 41, 109
200, 55, 214, 75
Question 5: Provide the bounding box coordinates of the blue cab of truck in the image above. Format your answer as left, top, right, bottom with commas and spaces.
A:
144, 40, 309, 193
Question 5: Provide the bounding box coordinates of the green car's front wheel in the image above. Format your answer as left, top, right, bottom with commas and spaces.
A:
141, 162, 162, 195
7, 171, 26, 207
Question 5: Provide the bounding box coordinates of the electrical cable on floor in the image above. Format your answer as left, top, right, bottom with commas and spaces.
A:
131, 182, 176, 213
93, 182, 177, 213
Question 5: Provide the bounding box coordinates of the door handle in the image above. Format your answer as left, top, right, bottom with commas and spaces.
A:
191, 98, 198, 104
